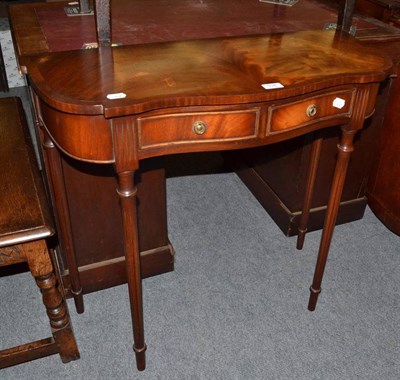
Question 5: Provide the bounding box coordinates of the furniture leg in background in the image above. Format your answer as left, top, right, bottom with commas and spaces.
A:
297, 133, 323, 250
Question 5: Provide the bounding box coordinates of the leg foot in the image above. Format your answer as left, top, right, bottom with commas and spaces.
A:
296, 228, 307, 250
71, 288, 84, 314
308, 286, 322, 311
134, 344, 147, 371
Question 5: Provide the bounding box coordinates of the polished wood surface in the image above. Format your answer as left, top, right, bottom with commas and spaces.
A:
9, 0, 398, 63
28, 31, 388, 119
0, 97, 79, 368
27, 29, 391, 370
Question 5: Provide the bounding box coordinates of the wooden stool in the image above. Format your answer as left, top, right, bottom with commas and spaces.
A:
0, 97, 80, 368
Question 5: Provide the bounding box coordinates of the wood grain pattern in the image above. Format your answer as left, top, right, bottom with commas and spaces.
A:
28, 31, 391, 119
9, 0, 399, 60
0, 98, 53, 247
268, 90, 354, 134
0, 246, 26, 266
137, 109, 260, 150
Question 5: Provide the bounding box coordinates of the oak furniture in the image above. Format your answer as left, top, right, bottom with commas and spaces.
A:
0, 97, 79, 368
25, 27, 392, 370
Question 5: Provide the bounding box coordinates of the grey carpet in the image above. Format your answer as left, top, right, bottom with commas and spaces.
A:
1, 172, 399, 379
1, 88, 399, 379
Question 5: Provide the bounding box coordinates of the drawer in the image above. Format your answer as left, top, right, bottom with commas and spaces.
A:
137, 109, 260, 150
267, 90, 355, 134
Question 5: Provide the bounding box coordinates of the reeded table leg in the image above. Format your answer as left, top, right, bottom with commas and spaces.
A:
116, 170, 146, 371
308, 127, 356, 311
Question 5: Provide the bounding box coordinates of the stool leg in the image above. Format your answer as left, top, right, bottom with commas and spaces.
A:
24, 240, 80, 363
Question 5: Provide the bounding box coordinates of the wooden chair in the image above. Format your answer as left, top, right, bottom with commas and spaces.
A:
0, 97, 80, 368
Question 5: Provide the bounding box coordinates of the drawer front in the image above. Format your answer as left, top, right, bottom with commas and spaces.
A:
137, 109, 260, 150
267, 90, 355, 134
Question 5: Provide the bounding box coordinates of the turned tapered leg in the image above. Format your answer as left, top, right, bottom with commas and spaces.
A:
25, 240, 80, 362
308, 128, 356, 311
297, 134, 323, 250
117, 171, 146, 371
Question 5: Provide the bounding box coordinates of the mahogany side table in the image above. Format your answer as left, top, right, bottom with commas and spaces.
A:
26, 30, 392, 370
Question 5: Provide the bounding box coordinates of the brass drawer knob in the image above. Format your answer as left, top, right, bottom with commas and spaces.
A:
306, 104, 317, 117
192, 120, 207, 135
